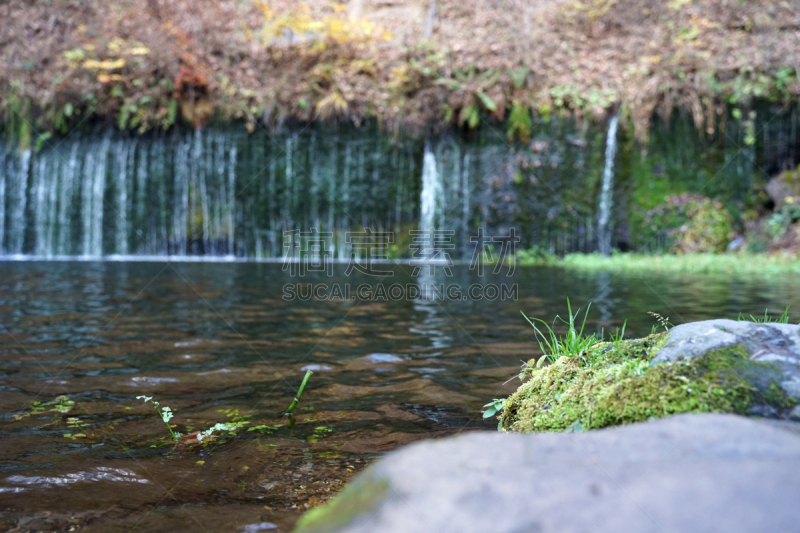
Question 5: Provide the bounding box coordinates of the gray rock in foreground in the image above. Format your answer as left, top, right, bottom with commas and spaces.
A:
651, 319, 800, 398
296, 414, 800, 533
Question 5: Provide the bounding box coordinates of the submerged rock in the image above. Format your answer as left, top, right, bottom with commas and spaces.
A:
500, 320, 800, 432
294, 414, 800, 533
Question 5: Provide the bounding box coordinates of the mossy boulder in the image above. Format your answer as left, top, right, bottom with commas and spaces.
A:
500, 320, 800, 432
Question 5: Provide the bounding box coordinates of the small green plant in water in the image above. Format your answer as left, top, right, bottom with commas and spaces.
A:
308, 426, 333, 443
137, 396, 180, 442
196, 422, 241, 442
15, 395, 75, 420
286, 370, 313, 414
285, 370, 313, 428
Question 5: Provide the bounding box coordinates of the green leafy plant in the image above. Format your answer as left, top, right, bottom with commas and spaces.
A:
508, 67, 528, 89
482, 399, 506, 419
507, 100, 532, 143
137, 396, 180, 442
14, 395, 75, 420
458, 102, 480, 128
34, 132, 52, 153
482, 398, 507, 430
248, 423, 282, 433
515, 246, 557, 266
642, 194, 734, 254
196, 422, 240, 442
766, 203, 800, 239
308, 425, 333, 442
520, 298, 597, 366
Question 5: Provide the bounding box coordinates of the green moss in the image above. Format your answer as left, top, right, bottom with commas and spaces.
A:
500, 336, 794, 433
294, 470, 389, 533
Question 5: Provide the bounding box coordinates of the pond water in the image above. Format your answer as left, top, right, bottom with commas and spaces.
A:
1, 261, 799, 532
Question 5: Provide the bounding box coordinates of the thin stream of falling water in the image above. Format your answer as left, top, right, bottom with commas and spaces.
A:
81, 149, 95, 256
597, 115, 618, 256
173, 138, 189, 256
0, 153, 6, 254
196, 131, 210, 255
90, 135, 110, 256
32, 155, 48, 256
461, 152, 470, 257
420, 141, 441, 232
9, 149, 31, 254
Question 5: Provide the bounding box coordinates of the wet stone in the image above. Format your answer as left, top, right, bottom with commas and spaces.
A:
296, 414, 800, 533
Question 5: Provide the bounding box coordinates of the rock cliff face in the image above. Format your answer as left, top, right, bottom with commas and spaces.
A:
294, 413, 800, 533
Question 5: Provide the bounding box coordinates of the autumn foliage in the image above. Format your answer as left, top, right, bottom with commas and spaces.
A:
0, 0, 798, 142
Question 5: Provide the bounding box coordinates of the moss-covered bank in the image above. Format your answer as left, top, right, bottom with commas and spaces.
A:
499, 333, 796, 432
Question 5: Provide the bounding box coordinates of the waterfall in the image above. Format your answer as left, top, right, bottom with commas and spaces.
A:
8, 149, 31, 255
420, 141, 442, 230
460, 153, 471, 257
58, 145, 78, 255
597, 115, 619, 255
0, 110, 783, 261
226, 143, 236, 255
0, 127, 421, 259
0, 154, 5, 254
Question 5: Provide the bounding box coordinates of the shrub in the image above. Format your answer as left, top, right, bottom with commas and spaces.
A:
643, 194, 734, 253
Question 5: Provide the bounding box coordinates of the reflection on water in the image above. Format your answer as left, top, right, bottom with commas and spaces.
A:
0, 262, 798, 532
410, 268, 454, 351
593, 271, 615, 329
3, 467, 149, 491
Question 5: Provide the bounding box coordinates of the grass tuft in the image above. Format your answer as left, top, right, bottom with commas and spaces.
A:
520, 298, 597, 368
738, 305, 792, 324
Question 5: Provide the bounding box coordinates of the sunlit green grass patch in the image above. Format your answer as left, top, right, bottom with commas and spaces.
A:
516, 251, 800, 275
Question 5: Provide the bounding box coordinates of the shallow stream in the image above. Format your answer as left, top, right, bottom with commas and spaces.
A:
1, 262, 798, 532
